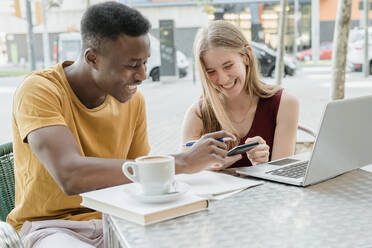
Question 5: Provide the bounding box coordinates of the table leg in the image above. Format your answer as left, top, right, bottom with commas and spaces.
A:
103, 214, 126, 248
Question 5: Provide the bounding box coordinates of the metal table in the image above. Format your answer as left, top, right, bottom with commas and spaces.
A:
103, 169, 372, 248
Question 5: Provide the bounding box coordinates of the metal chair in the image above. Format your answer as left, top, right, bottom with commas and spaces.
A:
0, 143, 22, 247
296, 125, 316, 154
0, 142, 14, 222
0, 221, 23, 248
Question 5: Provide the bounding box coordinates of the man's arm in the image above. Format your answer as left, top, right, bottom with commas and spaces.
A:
28, 126, 236, 195
28, 125, 131, 196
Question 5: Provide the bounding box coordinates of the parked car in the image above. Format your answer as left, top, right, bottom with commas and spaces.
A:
146, 34, 189, 81
250, 41, 296, 77
54, 32, 81, 62
296, 41, 333, 61
54, 32, 189, 81
347, 28, 372, 74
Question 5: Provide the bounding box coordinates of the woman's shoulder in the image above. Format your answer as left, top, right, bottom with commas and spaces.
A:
257, 88, 298, 120
260, 88, 297, 104
182, 100, 204, 134
183, 101, 202, 121
276, 89, 299, 120
188, 99, 203, 116
276, 89, 299, 124
280, 89, 299, 106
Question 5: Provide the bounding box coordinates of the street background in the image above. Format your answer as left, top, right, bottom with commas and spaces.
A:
1, 64, 371, 154
1, 0, 370, 154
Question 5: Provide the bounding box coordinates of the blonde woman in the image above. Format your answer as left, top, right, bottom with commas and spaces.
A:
182, 20, 299, 170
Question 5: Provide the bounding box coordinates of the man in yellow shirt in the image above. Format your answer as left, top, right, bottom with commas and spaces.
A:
7, 1, 241, 247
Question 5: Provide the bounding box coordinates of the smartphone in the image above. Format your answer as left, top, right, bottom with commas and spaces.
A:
227, 141, 259, 156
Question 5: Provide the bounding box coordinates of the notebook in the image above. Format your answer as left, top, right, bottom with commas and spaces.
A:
80, 183, 208, 226
237, 95, 372, 186
176, 170, 263, 200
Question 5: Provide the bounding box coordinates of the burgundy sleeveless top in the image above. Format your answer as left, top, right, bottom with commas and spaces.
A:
230, 89, 283, 168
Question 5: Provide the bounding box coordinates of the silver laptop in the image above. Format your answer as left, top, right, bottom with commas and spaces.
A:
237, 95, 372, 187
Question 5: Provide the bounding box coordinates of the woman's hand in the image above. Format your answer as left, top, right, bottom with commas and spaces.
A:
245, 136, 270, 165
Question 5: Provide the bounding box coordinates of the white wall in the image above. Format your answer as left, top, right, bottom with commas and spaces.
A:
0, 0, 107, 34
0, 0, 208, 33
137, 5, 209, 29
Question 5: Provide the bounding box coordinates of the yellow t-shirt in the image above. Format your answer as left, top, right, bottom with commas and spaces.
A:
7, 61, 150, 232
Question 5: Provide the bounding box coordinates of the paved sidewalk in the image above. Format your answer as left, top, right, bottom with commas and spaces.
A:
140, 79, 201, 154
0, 63, 28, 72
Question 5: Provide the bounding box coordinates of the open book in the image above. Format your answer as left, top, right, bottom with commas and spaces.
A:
80, 183, 208, 226
176, 171, 263, 200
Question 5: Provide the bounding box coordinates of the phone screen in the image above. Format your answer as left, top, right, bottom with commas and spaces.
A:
227, 142, 259, 156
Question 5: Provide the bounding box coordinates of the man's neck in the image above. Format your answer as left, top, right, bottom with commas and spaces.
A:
63, 59, 106, 109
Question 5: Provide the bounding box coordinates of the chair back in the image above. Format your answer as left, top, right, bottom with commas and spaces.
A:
295, 125, 316, 154
0, 142, 14, 222
0, 221, 23, 248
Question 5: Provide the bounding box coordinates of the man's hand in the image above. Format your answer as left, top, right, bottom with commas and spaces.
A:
207, 154, 242, 171
174, 130, 238, 174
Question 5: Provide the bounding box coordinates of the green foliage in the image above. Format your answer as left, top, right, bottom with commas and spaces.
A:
0, 71, 29, 77
196, 0, 216, 15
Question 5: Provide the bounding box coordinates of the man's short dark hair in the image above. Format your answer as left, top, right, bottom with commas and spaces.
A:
81, 1, 151, 52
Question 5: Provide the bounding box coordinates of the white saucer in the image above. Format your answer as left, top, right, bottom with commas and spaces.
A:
128, 181, 190, 204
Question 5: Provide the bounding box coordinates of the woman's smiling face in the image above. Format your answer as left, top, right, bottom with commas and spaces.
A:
203, 47, 248, 99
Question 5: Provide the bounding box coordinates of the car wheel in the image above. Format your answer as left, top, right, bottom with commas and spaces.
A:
178, 68, 187, 78
268, 66, 275, 78
150, 67, 160, 82
304, 55, 311, 61
269, 66, 287, 78
284, 67, 288, 77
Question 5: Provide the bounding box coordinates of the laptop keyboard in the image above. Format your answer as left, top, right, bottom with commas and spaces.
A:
266, 162, 309, 179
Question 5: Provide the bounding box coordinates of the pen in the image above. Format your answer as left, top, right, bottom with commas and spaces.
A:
185, 137, 233, 147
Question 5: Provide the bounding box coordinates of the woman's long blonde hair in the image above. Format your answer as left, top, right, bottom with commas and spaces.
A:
194, 20, 280, 144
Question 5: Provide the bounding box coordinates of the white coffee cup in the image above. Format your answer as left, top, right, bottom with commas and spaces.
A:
122, 155, 175, 196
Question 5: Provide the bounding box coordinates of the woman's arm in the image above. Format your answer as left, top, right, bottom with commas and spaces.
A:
271, 90, 299, 160
181, 102, 204, 151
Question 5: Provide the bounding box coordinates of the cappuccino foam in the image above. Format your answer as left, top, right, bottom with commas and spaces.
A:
139, 156, 171, 163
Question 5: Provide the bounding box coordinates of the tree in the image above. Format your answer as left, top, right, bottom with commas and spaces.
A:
330, 0, 352, 100
197, 0, 215, 15
274, 0, 288, 85
11, 0, 22, 18
47, 0, 63, 8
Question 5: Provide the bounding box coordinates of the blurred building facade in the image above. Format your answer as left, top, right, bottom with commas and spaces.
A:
0, 0, 370, 65
125, 0, 370, 53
